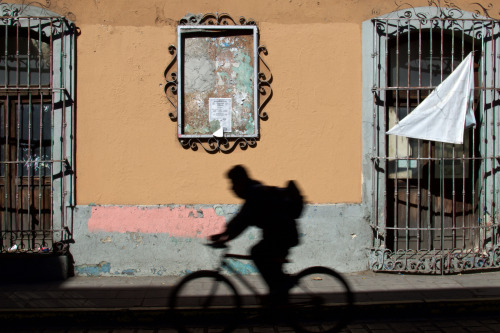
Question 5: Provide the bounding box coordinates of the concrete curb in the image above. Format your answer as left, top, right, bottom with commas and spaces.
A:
2, 298, 500, 328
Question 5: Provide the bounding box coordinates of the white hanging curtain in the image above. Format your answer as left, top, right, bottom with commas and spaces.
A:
386, 52, 476, 144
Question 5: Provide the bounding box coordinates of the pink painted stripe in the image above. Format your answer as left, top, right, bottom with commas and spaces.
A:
88, 206, 226, 238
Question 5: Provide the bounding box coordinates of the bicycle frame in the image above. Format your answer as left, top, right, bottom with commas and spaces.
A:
216, 248, 267, 300
170, 245, 354, 333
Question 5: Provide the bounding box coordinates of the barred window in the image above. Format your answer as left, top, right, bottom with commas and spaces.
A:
0, 5, 75, 253
366, 6, 500, 273
0, 25, 51, 86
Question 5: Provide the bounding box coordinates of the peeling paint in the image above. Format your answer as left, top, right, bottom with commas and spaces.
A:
127, 232, 143, 244
170, 237, 193, 244
121, 269, 137, 275
100, 236, 113, 243
75, 261, 111, 276
214, 206, 224, 216
88, 206, 226, 237
74, 203, 372, 277
224, 259, 258, 275
152, 267, 167, 276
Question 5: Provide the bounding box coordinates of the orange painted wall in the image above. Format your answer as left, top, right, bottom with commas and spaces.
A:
6, 0, 492, 205
75, 20, 362, 205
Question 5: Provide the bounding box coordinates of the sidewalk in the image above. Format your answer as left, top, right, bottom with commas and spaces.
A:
1, 270, 500, 327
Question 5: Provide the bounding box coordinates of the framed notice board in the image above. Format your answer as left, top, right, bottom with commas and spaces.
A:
177, 25, 259, 139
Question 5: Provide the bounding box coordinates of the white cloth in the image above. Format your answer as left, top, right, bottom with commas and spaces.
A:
386, 52, 476, 144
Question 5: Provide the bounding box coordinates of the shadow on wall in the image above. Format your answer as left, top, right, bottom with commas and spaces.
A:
0, 250, 74, 282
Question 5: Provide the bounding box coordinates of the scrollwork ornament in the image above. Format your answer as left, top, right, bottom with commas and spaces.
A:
371, 245, 500, 274
0, 0, 76, 36
239, 16, 257, 26
258, 45, 272, 121
165, 13, 272, 153
374, 20, 386, 34
164, 45, 178, 120
1, 0, 52, 17
390, 0, 500, 20
179, 12, 256, 26
408, 261, 418, 272
180, 137, 257, 154
201, 13, 236, 25
416, 0, 500, 19
495, 247, 500, 265
470, 2, 497, 19
384, 260, 395, 270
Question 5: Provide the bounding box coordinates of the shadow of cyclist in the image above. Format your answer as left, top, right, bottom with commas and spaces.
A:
209, 165, 304, 307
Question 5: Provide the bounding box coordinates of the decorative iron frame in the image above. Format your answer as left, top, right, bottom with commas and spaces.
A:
164, 13, 272, 153
368, 1, 500, 274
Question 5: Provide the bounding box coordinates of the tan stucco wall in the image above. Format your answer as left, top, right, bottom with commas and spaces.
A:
7, 0, 495, 205
73, 1, 367, 205
76, 20, 362, 205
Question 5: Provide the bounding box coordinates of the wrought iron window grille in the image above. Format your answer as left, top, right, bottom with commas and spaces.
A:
368, 1, 500, 274
0, 2, 75, 254
164, 13, 272, 153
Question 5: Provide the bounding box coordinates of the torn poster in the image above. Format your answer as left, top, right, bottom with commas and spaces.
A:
209, 98, 232, 133
386, 52, 476, 144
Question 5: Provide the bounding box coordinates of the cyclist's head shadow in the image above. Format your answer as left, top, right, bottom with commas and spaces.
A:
225, 164, 304, 220
227, 165, 254, 199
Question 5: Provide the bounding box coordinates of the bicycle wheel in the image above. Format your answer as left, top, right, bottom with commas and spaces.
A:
288, 266, 353, 333
168, 270, 242, 333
